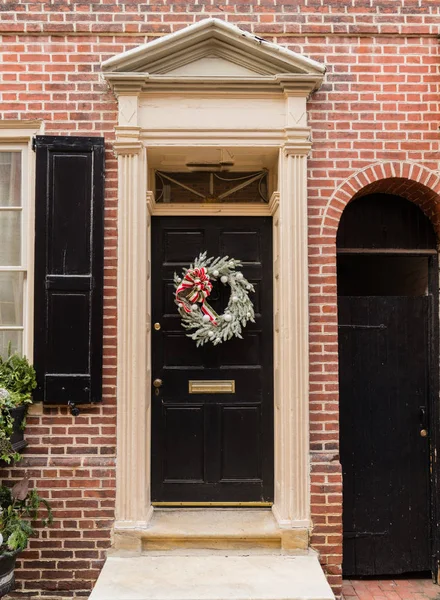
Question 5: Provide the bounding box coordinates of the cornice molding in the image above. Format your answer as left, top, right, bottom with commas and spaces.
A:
0, 120, 43, 143
0, 120, 42, 130
102, 19, 325, 97
101, 18, 326, 78
104, 73, 323, 96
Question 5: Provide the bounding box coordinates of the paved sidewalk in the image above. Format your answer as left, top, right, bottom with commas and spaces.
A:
343, 579, 440, 600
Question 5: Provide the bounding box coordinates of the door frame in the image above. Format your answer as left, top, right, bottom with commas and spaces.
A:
337, 248, 440, 579
104, 20, 326, 538
428, 253, 440, 580
113, 131, 314, 535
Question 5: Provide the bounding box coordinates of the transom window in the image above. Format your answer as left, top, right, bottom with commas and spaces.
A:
0, 150, 27, 357
155, 170, 269, 204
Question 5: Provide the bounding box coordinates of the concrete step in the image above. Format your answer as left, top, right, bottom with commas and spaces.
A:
89, 554, 335, 600
114, 509, 308, 552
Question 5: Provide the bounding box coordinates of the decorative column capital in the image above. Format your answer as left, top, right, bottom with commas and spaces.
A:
283, 129, 312, 156
113, 126, 143, 157
283, 143, 312, 157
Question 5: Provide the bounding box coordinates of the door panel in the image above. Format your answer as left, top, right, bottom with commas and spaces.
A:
339, 296, 431, 576
151, 216, 273, 503
164, 406, 205, 481
221, 406, 261, 480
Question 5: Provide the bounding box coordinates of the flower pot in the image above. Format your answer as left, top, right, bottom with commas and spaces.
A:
9, 406, 27, 453
0, 552, 18, 596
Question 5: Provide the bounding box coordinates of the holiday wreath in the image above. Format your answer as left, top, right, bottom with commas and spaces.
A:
174, 252, 255, 347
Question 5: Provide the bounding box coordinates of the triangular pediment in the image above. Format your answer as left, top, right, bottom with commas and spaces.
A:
102, 19, 325, 85
162, 55, 269, 78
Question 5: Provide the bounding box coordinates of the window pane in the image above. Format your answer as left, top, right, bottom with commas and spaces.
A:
0, 330, 22, 359
0, 153, 21, 207
155, 171, 269, 203
0, 272, 23, 325
0, 212, 21, 266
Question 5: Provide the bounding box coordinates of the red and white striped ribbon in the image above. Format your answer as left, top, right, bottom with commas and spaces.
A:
176, 267, 217, 323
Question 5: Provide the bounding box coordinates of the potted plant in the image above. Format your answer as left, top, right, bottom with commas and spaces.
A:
0, 351, 37, 464
0, 475, 52, 595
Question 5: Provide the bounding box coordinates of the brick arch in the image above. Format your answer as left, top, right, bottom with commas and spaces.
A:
320, 161, 440, 240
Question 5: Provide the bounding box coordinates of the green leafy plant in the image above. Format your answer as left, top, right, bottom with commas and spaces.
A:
0, 412, 20, 464
0, 476, 53, 555
0, 348, 37, 463
0, 350, 37, 406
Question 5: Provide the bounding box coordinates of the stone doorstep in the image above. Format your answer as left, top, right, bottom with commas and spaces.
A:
88, 554, 335, 600
4, 596, 90, 600
113, 509, 309, 553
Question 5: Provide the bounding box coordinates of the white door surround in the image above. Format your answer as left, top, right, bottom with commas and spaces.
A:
102, 18, 325, 539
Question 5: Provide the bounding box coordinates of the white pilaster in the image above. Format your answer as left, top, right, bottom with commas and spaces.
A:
114, 132, 151, 527
273, 143, 310, 529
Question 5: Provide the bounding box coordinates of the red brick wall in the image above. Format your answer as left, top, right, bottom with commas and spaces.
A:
1, 2, 439, 597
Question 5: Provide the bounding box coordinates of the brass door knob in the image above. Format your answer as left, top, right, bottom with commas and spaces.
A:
420, 429, 428, 438
153, 378, 163, 388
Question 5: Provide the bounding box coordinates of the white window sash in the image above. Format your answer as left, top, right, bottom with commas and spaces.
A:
0, 126, 40, 359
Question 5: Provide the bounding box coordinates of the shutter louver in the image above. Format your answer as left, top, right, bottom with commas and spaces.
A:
33, 136, 105, 405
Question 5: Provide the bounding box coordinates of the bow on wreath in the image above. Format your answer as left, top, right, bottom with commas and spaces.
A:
175, 267, 217, 323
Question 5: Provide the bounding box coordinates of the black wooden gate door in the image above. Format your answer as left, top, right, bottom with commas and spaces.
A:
339, 296, 431, 576
151, 216, 273, 504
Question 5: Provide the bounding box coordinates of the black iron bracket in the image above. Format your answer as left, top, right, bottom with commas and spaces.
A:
68, 401, 80, 417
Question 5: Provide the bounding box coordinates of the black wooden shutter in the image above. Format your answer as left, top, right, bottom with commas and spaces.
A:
33, 136, 105, 405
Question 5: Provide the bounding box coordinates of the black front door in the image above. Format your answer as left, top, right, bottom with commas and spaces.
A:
339, 296, 432, 576
151, 216, 273, 504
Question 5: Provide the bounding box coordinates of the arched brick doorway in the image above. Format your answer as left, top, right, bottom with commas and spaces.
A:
336, 189, 439, 579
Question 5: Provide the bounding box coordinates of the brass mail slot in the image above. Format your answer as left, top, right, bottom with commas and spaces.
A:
188, 380, 235, 394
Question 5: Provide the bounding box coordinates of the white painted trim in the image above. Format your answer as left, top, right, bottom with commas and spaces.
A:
0, 122, 43, 359
116, 133, 314, 531
109, 23, 324, 536
105, 73, 324, 95
102, 18, 325, 76
102, 20, 324, 96
141, 129, 287, 147
115, 143, 150, 524
273, 148, 311, 527
145, 191, 280, 226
